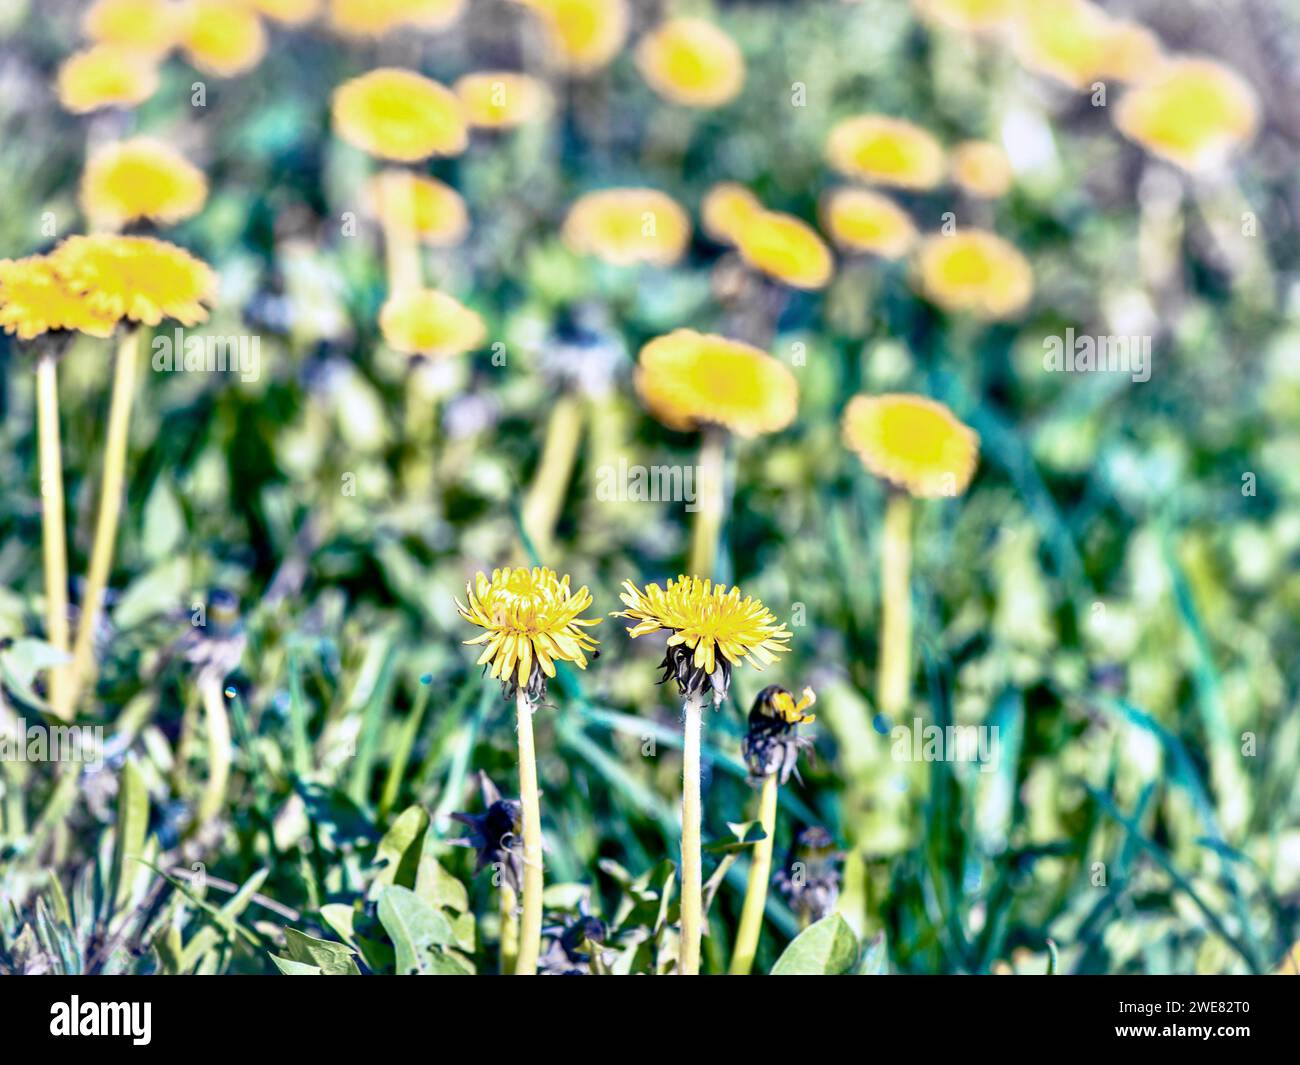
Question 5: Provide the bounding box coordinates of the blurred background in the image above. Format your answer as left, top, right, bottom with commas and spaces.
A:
0, 0, 1298, 975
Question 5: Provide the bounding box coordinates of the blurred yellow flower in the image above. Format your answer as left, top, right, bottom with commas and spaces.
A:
0, 257, 119, 341
365, 171, 469, 247
910, 0, 1014, 33
842, 393, 979, 498
635, 329, 797, 438
379, 288, 485, 357
332, 68, 468, 162
825, 115, 946, 190
635, 17, 745, 109
1010, 0, 1161, 89
763, 686, 817, 725
914, 229, 1032, 320
1114, 58, 1259, 173
51, 235, 216, 327
242, 0, 322, 25
562, 187, 690, 268
329, 0, 464, 35
820, 187, 917, 259
83, 0, 181, 56
701, 182, 761, 246
454, 71, 552, 129
614, 576, 791, 678
181, 0, 268, 78
735, 210, 834, 290
521, 0, 629, 76
81, 137, 208, 229
458, 567, 601, 689
950, 140, 1013, 198
57, 45, 160, 114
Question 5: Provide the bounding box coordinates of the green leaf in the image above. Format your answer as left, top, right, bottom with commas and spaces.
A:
271, 954, 322, 975
111, 758, 149, 913
376, 885, 454, 975
372, 804, 429, 894
705, 820, 767, 853
771, 914, 860, 975
415, 854, 469, 914
283, 929, 360, 975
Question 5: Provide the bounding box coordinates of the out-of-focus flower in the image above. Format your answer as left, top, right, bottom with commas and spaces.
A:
950, 140, 1013, 198
0, 257, 119, 341
820, 187, 917, 259
775, 827, 841, 924
1010, 0, 1162, 89
328, 0, 464, 36
242, 0, 322, 25
538, 914, 609, 976
332, 68, 468, 161
80, 137, 208, 229
1114, 58, 1259, 173
83, 0, 181, 56
518, 0, 629, 76
364, 171, 469, 247
914, 229, 1033, 320
562, 187, 690, 268
57, 45, 161, 114
454, 71, 552, 130
635, 17, 745, 109
842, 392, 979, 499
734, 210, 834, 290
379, 288, 485, 358
701, 182, 761, 246
742, 685, 816, 784
826, 115, 946, 190
457, 567, 601, 699
450, 772, 524, 892
181, 0, 268, 78
635, 329, 797, 438
615, 576, 790, 704
51, 235, 216, 327
910, 0, 1014, 33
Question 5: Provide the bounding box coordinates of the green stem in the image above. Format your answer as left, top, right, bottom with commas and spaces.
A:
35, 353, 71, 717
378, 676, 432, 821
728, 773, 778, 975
521, 392, 584, 559
66, 327, 140, 714
514, 689, 544, 975
383, 167, 422, 296
679, 692, 705, 974
500, 882, 519, 975
688, 426, 727, 578
878, 491, 913, 717
196, 672, 232, 829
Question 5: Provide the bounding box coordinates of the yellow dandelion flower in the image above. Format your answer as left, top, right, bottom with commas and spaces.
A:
635, 17, 745, 109
457, 566, 601, 692
914, 229, 1033, 320
328, 0, 464, 36
57, 45, 160, 114
734, 210, 834, 290
635, 329, 797, 438
825, 115, 946, 190
379, 288, 485, 358
365, 171, 468, 247
950, 140, 1013, 199
453, 71, 552, 130
83, 0, 181, 56
242, 0, 322, 26
332, 68, 468, 162
180, 0, 268, 78
562, 187, 690, 268
51, 235, 217, 327
910, 0, 1015, 33
1114, 58, 1259, 173
701, 182, 762, 246
1010, 0, 1161, 89
0, 257, 119, 341
820, 187, 917, 259
614, 576, 791, 691
842, 393, 979, 499
80, 136, 208, 229
521, 0, 629, 76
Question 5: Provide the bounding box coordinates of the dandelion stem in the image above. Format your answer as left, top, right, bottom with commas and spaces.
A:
499, 883, 519, 975
521, 392, 584, 558
688, 426, 727, 578
35, 353, 72, 718
728, 773, 778, 975
680, 691, 706, 974
878, 491, 913, 717
514, 689, 544, 975
196, 672, 232, 829
382, 168, 422, 296
66, 327, 140, 714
